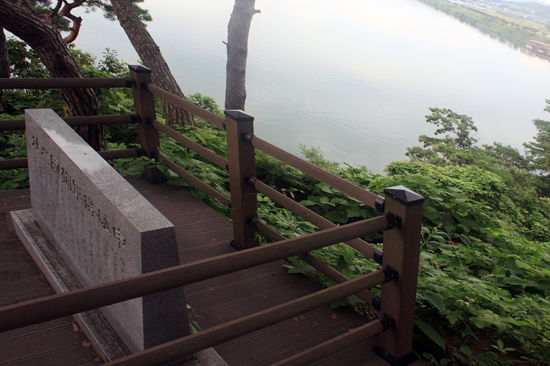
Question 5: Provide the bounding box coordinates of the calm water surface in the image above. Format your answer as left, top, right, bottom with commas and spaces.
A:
73, 0, 550, 173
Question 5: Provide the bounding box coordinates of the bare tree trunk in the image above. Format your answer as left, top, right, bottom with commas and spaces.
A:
0, 0, 106, 151
0, 28, 9, 114
110, 0, 192, 127
225, 0, 259, 111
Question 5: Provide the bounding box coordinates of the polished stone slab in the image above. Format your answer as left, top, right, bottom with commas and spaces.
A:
21, 109, 190, 355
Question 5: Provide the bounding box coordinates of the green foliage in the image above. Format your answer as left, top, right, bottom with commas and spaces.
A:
0, 43, 137, 190
255, 151, 311, 194
407, 107, 478, 165
73, 47, 138, 146
405, 106, 550, 244
187, 305, 203, 331
258, 194, 317, 239
415, 319, 446, 351
6, 38, 50, 79
187, 93, 223, 117
2, 38, 66, 116
303, 160, 550, 364
299, 145, 340, 172
98, 0, 152, 24
30, 0, 152, 27
149, 116, 231, 217
524, 100, 550, 186
0, 128, 29, 190
30, 0, 70, 31
277, 139, 550, 364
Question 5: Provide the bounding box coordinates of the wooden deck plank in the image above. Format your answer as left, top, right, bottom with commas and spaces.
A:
0, 201, 103, 366
125, 176, 391, 366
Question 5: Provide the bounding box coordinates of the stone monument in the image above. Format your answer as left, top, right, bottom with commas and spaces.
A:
11, 109, 190, 361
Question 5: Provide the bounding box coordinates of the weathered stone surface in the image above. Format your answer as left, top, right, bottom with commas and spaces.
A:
24, 109, 190, 353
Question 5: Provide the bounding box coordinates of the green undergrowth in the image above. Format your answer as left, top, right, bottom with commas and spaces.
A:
143, 108, 550, 365
145, 101, 550, 365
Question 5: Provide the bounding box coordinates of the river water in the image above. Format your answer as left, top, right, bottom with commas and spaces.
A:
73, 0, 550, 173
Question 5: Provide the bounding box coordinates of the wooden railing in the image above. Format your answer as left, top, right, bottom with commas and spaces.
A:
0, 65, 425, 366
0, 77, 141, 170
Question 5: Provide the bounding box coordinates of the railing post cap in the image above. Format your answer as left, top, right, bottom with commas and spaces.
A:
383, 185, 424, 207
128, 65, 152, 73
224, 110, 254, 122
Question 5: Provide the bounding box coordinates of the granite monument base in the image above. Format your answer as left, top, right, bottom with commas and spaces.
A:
19, 109, 190, 359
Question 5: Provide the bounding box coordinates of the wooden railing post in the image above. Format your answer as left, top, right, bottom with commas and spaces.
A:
374, 185, 424, 366
129, 65, 167, 184
225, 110, 258, 250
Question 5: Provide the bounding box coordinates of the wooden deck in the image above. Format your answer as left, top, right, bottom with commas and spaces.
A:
0, 176, 426, 366
0, 189, 104, 366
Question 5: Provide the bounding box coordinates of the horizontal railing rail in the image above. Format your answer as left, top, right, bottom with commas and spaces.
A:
253, 219, 378, 306
271, 318, 387, 366
152, 119, 228, 170
0, 148, 144, 170
158, 152, 231, 208
0, 158, 27, 170
0, 79, 138, 174
146, 83, 225, 129
249, 135, 381, 210
0, 77, 131, 89
105, 270, 389, 366
250, 177, 382, 262
0, 214, 391, 333
0, 114, 137, 131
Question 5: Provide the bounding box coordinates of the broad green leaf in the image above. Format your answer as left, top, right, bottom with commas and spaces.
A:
415, 319, 446, 350
515, 259, 531, 270
318, 185, 334, 194
286, 265, 317, 275
347, 295, 365, 304
446, 314, 459, 325
330, 298, 348, 309
347, 205, 361, 218
424, 292, 446, 312
343, 246, 355, 264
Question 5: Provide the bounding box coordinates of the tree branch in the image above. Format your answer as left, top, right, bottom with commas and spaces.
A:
60, 1, 84, 43
18, 0, 41, 16
45, 0, 64, 22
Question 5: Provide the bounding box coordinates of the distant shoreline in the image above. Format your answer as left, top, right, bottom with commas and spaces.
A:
417, 0, 550, 61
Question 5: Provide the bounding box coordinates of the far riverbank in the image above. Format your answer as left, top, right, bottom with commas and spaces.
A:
418, 0, 550, 60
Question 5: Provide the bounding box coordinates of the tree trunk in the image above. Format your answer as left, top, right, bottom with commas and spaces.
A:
0, 0, 106, 151
225, 0, 259, 111
0, 28, 9, 114
110, 0, 192, 127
